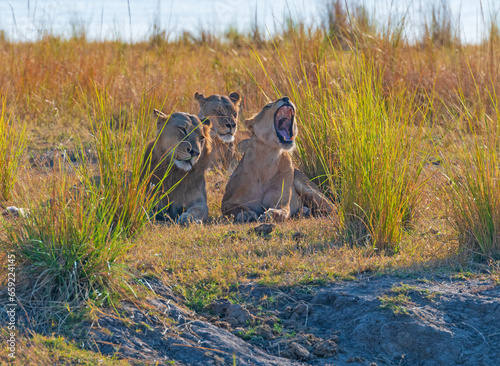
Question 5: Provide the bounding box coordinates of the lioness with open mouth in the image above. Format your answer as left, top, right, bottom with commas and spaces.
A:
142, 110, 212, 225
221, 96, 336, 223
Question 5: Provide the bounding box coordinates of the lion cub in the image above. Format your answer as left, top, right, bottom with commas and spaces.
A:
221, 97, 336, 223
195, 91, 250, 170
142, 110, 212, 225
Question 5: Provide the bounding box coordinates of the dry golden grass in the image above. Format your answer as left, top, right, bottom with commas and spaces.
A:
0, 28, 498, 151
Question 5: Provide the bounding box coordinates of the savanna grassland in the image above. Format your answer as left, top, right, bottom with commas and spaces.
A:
1, 2, 500, 365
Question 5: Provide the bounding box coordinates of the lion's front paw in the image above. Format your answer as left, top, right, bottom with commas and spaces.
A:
262, 208, 289, 222
236, 210, 258, 223
177, 212, 202, 226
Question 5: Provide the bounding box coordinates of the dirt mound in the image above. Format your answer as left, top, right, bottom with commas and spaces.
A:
300, 277, 500, 365
87, 281, 300, 366
86, 276, 499, 365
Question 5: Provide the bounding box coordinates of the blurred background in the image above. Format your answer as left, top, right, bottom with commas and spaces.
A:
0, 0, 498, 44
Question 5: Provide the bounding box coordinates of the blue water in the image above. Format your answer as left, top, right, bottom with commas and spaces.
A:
0, 0, 498, 43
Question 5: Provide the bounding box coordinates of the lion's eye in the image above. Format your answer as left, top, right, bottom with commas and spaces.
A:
178, 126, 187, 135
232, 112, 237, 118
199, 136, 205, 142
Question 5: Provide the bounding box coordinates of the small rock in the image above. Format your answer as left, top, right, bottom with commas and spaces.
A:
204, 299, 232, 317
311, 291, 337, 305
224, 317, 240, 327
224, 304, 251, 326
313, 340, 338, 358
250, 223, 275, 236
286, 341, 312, 361
293, 304, 309, 315
328, 334, 340, 343
255, 324, 274, 339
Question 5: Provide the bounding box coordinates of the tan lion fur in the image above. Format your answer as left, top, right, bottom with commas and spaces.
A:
195, 91, 250, 170
142, 110, 212, 224
221, 97, 336, 223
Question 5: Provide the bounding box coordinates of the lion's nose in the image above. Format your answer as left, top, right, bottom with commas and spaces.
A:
281, 96, 290, 103
226, 122, 236, 129
186, 144, 198, 157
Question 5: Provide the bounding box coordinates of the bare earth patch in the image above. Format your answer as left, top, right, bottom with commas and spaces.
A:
83, 275, 499, 366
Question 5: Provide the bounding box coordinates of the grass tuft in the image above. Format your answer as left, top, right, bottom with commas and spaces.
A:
0, 87, 166, 329
445, 85, 500, 258
330, 58, 427, 251
0, 98, 26, 202
1, 166, 133, 329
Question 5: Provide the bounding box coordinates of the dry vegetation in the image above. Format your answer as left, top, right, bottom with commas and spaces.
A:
1, 1, 500, 364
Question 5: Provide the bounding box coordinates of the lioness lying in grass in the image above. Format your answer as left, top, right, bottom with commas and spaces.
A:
221, 97, 336, 223
3, 111, 212, 226
142, 110, 212, 225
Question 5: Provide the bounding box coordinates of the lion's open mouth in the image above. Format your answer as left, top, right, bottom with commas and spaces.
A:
274, 104, 295, 144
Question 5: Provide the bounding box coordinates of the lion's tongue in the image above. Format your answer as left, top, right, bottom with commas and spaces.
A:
277, 119, 292, 140
276, 107, 293, 141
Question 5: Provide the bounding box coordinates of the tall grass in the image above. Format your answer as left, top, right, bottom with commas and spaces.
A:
445, 85, 500, 258
249, 45, 427, 252
0, 86, 164, 329
330, 59, 427, 251
78, 84, 165, 236
0, 98, 26, 202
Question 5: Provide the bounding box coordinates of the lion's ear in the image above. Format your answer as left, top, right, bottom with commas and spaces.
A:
200, 117, 211, 126
244, 116, 255, 133
194, 92, 207, 105
153, 108, 169, 120
229, 92, 241, 106
153, 109, 169, 129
